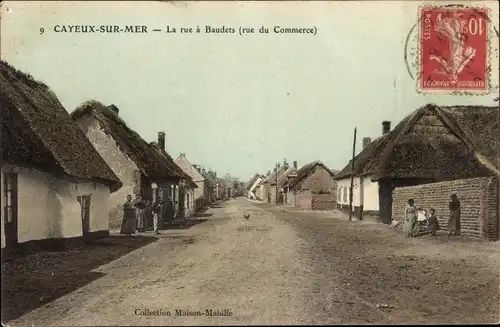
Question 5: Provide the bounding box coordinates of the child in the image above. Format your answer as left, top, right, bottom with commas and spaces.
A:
427, 208, 439, 236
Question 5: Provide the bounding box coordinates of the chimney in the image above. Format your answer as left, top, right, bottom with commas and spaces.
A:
277, 163, 281, 169
293, 161, 298, 169
202, 168, 206, 174
158, 131, 165, 150
283, 159, 288, 168
108, 104, 119, 114
180, 153, 186, 158
267, 170, 271, 176
362, 137, 372, 148
382, 121, 391, 135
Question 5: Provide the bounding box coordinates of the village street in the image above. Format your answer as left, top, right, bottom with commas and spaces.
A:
5, 199, 500, 326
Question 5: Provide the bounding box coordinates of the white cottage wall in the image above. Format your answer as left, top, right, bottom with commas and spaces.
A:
362, 175, 379, 212
336, 176, 379, 213
1, 165, 111, 248
337, 178, 359, 207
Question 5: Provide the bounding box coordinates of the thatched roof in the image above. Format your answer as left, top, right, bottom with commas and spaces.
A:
149, 143, 198, 189
246, 174, 260, 190
0, 60, 121, 191
71, 100, 181, 181
201, 169, 216, 186
277, 166, 298, 188
267, 166, 289, 186
288, 161, 337, 190
336, 103, 499, 182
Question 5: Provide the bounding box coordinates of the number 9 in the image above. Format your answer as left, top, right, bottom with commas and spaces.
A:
39, 27, 44, 35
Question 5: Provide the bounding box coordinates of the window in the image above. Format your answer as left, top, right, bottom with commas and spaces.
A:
3, 173, 17, 223
187, 194, 190, 209
343, 187, 347, 203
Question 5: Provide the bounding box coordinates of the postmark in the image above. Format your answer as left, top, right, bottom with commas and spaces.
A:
416, 4, 492, 94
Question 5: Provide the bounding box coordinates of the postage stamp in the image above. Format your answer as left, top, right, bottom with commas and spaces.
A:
418, 5, 490, 94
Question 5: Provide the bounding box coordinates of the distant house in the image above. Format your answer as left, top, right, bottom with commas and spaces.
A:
288, 161, 338, 210
276, 161, 299, 204
255, 170, 271, 201
269, 161, 293, 204
200, 168, 216, 204
246, 174, 263, 199
335, 104, 499, 225
261, 164, 288, 204
174, 154, 206, 211
149, 143, 198, 218
71, 101, 184, 228
0, 61, 122, 253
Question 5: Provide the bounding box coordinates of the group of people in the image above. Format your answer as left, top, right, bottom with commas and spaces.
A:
403, 194, 461, 237
120, 194, 175, 236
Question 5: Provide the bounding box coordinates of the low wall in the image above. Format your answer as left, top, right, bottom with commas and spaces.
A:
392, 177, 498, 241
295, 192, 336, 210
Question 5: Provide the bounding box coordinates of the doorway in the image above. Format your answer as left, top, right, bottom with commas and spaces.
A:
3, 172, 19, 247
77, 195, 91, 237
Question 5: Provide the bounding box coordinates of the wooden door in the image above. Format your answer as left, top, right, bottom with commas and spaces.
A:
77, 195, 91, 237
3, 172, 18, 247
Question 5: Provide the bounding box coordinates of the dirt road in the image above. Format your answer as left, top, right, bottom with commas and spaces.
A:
7, 200, 312, 326
5, 199, 500, 326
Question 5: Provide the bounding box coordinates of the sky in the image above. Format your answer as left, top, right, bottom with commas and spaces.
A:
1, 0, 499, 181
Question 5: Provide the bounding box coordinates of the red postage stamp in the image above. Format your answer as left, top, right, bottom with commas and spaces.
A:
418, 6, 489, 93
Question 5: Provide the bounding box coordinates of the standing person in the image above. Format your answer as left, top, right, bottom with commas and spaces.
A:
448, 194, 461, 236
120, 195, 136, 236
427, 208, 439, 236
134, 195, 146, 232
403, 198, 418, 237
152, 196, 163, 235
165, 196, 175, 224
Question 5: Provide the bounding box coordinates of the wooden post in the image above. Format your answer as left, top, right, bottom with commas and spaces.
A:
349, 127, 357, 222
275, 162, 279, 204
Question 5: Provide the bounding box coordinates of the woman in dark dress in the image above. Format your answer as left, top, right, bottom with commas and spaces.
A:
448, 194, 461, 236
120, 195, 136, 236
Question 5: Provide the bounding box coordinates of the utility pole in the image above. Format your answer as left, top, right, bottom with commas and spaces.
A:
349, 127, 357, 222
275, 162, 279, 204
496, 96, 500, 241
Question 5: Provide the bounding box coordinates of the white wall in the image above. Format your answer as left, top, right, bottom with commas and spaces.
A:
362, 175, 379, 212
336, 175, 379, 212
248, 177, 262, 199
1, 164, 111, 248
75, 116, 139, 226
337, 177, 358, 206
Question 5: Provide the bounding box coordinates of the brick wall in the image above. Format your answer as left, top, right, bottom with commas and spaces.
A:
295, 192, 336, 210
392, 177, 499, 240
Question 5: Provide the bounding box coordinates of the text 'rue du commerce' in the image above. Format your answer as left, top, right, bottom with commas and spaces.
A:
49, 25, 318, 35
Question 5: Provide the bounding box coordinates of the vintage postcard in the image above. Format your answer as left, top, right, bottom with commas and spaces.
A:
0, 0, 499, 326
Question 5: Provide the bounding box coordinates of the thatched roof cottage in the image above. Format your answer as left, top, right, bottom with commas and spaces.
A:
246, 173, 264, 200
71, 101, 184, 227
174, 154, 212, 210
288, 161, 338, 210
0, 60, 121, 251
335, 103, 499, 224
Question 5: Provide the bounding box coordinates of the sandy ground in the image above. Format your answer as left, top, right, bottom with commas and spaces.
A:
4, 199, 500, 326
